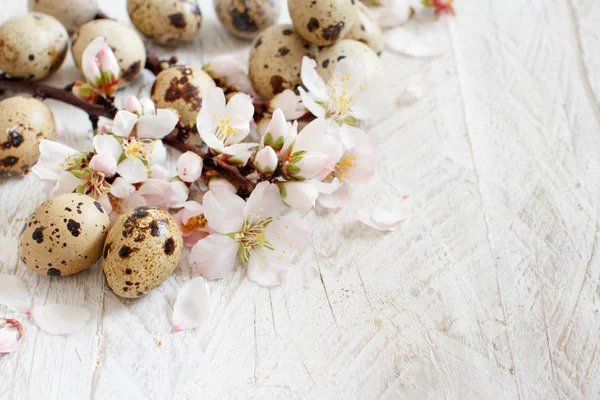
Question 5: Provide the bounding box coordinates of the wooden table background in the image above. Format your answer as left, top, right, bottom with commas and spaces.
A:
1, 0, 600, 398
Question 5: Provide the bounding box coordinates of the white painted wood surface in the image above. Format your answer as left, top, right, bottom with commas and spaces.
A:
1, 0, 600, 398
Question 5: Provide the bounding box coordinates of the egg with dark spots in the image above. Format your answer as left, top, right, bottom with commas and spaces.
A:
71, 19, 146, 88
127, 0, 203, 45
346, 2, 384, 54
102, 207, 183, 299
315, 39, 382, 83
0, 13, 69, 81
151, 65, 216, 145
28, 0, 99, 34
19, 193, 111, 277
249, 24, 310, 99
288, 0, 358, 46
0, 96, 56, 177
215, 0, 280, 40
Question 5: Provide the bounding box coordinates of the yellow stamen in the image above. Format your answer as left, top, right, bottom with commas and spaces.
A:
334, 154, 357, 182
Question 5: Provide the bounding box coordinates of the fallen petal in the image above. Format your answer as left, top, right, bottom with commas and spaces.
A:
0, 275, 31, 313
172, 277, 211, 331
0, 318, 23, 353
385, 19, 449, 57
356, 205, 408, 231
30, 304, 91, 335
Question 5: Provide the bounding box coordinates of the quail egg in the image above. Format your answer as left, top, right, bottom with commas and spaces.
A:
346, 2, 384, 55
127, 0, 203, 45
102, 207, 183, 298
249, 24, 310, 99
19, 193, 111, 277
316, 39, 382, 83
28, 0, 99, 34
0, 96, 56, 177
71, 19, 146, 87
151, 65, 216, 144
288, 0, 358, 46
215, 0, 280, 40
0, 13, 68, 81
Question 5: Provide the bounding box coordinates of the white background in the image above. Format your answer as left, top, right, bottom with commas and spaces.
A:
1, 0, 600, 399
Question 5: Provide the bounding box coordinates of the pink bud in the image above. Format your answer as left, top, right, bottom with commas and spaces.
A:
254, 146, 278, 175
0, 318, 23, 354
81, 37, 120, 96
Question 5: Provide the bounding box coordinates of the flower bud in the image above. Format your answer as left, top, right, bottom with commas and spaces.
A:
279, 181, 319, 209
260, 109, 287, 151
124, 95, 142, 115
177, 151, 203, 183
254, 146, 278, 176
0, 318, 23, 354
285, 151, 333, 180
82, 37, 120, 96
72, 81, 100, 103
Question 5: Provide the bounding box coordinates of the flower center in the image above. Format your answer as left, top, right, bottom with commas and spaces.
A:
214, 116, 236, 145
181, 215, 207, 233
328, 73, 357, 118
122, 138, 153, 161
334, 154, 357, 181
234, 212, 275, 262
78, 170, 111, 198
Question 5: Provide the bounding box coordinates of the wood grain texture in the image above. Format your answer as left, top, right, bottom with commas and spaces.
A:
1, 0, 599, 399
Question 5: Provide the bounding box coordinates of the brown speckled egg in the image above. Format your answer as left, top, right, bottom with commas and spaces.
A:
127, 0, 203, 45
151, 65, 215, 144
215, 0, 280, 40
316, 39, 382, 83
71, 19, 146, 87
346, 2, 383, 55
0, 13, 68, 81
0, 96, 56, 177
19, 194, 111, 277
102, 207, 183, 298
288, 0, 358, 46
249, 24, 310, 99
28, 0, 99, 34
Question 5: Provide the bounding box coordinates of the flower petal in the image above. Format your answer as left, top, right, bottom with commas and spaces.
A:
93, 134, 122, 161
117, 158, 148, 184
172, 277, 211, 331
384, 20, 448, 57
198, 87, 226, 120
356, 205, 407, 231
0, 318, 23, 353
247, 252, 293, 287
226, 93, 254, 122
137, 109, 179, 139
280, 181, 320, 209
111, 110, 138, 138
243, 181, 284, 220
317, 182, 350, 209
0, 275, 30, 313
298, 87, 326, 119
139, 97, 156, 115
149, 140, 167, 166
89, 153, 117, 177
109, 177, 136, 198
49, 171, 83, 197
189, 234, 239, 279
300, 56, 328, 100
124, 95, 142, 114
177, 151, 203, 183
30, 304, 91, 335
269, 90, 306, 120
202, 189, 246, 233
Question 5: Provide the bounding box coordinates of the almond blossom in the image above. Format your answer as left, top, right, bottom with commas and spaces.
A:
197, 87, 257, 165
174, 200, 210, 247
81, 37, 120, 96
0, 318, 23, 354
189, 182, 311, 286
299, 57, 377, 125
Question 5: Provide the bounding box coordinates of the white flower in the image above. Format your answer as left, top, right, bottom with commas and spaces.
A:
174, 200, 210, 247
254, 146, 278, 175
196, 87, 258, 165
177, 151, 203, 183
333, 124, 376, 184
189, 182, 311, 286
299, 57, 377, 125
268, 89, 306, 120
0, 318, 23, 353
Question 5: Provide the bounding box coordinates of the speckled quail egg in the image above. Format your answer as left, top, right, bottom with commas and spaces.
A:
0, 96, 56, 177
215, 0, 280, 40
127, 0, 203, 45
71, 19, 146, 87
288, 0, 358, 46
102, 207, 183, 298
346, 2, 383, 55
316, 39, 382, 83
249, 24, 310, 99
19, 193, 111, 277
151, 65, 215, 144
0, 13, 68, 81
28, 0, 99, 34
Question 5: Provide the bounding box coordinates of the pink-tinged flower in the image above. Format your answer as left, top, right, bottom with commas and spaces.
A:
189, 182, 311, 286
196, 88, 258, 165
333, 124, 376, 184
174, 201, 210, 247
172, 277, 211, 331
0, 318, 23, 353
203, 55, 256, 96
177, 151, 203, 183
268, 90, 306, 120
71, 81, 100, 103
81, 37, 120, 96
254, 146, 278, 176
299, 57, 379, 125
422, 0, 455, 18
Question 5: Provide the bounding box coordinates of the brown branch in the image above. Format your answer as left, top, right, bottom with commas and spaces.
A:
145, 51, 179, 76
162, 135, 256, 196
